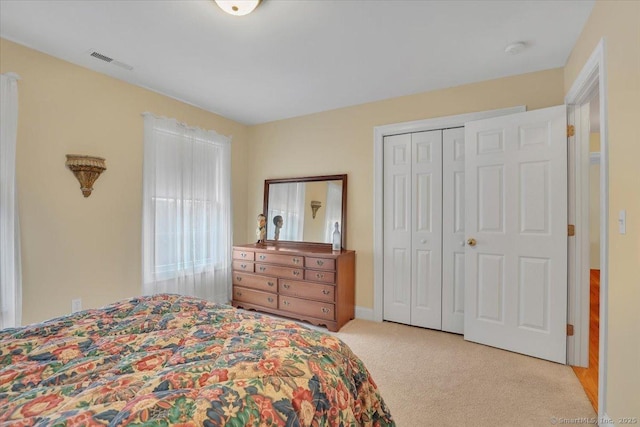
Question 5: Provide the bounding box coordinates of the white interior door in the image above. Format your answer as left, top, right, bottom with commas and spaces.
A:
383, 133, 412, 324
411, 131, 442, 329
383, 130, 442, 329
442, 127, 466, 334
464, 105, 568, 363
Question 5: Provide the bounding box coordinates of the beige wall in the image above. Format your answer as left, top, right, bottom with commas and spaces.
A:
0, 39, 249, 325
247, 68, 565, 309
564, 0, 640, 420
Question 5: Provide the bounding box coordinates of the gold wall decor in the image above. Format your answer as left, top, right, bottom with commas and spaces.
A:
65, 154, 106, 197
310, 200, 322, 219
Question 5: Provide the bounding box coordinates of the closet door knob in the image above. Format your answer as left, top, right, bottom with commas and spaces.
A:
420, 239, 427, 244
467, 238, 477, 247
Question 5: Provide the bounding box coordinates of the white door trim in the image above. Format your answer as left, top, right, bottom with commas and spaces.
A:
373, 106, 525, 322
565, 38, 608, 422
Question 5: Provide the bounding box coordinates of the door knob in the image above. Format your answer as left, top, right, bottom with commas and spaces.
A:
467, 238, 477, 247
420, 239, 427, 244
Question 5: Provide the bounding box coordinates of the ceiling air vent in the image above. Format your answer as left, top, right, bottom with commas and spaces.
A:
87, 50, 133, 71
90, 51, 113, 63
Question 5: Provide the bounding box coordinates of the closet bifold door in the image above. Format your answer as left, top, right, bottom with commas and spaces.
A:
410, 130, 443, 329
383, 130, 443, 329
442, 127, 466, 334
383, 133, 412, 324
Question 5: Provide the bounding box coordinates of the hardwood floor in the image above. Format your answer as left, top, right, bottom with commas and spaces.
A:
571, 269, 599, 412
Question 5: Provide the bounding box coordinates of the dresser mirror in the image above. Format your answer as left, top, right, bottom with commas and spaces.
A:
263, 174, 347, 248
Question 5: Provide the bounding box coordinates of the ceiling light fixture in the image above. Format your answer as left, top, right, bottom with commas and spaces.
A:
504, 41, 527, 55
214, 0, 261, 16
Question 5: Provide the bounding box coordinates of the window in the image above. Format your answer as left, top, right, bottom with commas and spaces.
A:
142, 113, 231, 303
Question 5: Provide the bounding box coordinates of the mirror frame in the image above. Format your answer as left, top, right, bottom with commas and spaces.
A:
263, 174, 347, 248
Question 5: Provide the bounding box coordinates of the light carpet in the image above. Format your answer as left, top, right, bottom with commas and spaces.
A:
333, 319, 596, 427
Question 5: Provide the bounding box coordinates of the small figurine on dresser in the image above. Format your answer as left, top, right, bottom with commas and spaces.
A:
273, 215, 283, 241
256, 213, 267, 244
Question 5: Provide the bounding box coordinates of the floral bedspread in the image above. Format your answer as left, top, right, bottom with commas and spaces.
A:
0, 294, 394, 426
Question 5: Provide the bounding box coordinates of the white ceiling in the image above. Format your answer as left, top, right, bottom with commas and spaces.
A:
0, 0, 594, 125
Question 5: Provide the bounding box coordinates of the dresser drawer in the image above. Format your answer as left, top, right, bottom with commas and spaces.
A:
233, 272, 277, 292
233, 250, 254, 261
304, 270, 336, 284
305, 257, 335, 271
279, 279, 335, 303
279, 296, 335, 321
254, 264, 303, 280
254, 252, 303, 267
232, 260, 254, 273
234, 287, 277, 309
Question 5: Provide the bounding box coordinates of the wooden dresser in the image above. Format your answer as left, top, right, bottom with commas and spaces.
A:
231, 243, 355, 332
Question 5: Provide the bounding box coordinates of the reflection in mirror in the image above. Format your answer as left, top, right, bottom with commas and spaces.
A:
263, 174, 347, 247
266, 179, 344, 244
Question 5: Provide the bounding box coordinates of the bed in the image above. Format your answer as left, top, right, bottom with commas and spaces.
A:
0, 294, 394, 426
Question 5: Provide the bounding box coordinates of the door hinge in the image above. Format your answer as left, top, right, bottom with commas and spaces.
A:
567, 324, 574, 336
567, 124, 575, 137
568, 224, 575, 236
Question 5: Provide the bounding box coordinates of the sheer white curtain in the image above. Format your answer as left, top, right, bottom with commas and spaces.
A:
324, 182, 342, 242
0, 73, 22, 329
267, 183, 305, 241
142, 113, 232, 303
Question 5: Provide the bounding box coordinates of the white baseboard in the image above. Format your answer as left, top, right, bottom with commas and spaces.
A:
355, 306, 374, 321
599, 413, 614, 427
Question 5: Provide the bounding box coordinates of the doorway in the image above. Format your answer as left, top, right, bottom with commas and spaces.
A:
570, 88, 601, 412
560, 38, 609, 418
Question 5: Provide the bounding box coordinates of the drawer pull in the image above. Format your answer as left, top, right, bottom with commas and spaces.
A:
293, 271, 300, 276
283, 300, 290, 306
259, 255, 266, 260
293, 258, 300, 264
267, 281, 275, 287
236, 291, 243, 297
240, 264, 247, 269
267, 297, 274, 303
241, 253, 247, 258
259, 266, 266, 272
321, 307, 330, 314
317, 260, 324, 266
283, 284, 290, 289
236, 276, 242, 282
316, 273, 324, 279
322, 289, 330, 295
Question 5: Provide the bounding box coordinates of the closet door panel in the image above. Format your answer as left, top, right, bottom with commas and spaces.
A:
410, 130, 442, 329
383, 134, 412, 324
442, 127, 465, 334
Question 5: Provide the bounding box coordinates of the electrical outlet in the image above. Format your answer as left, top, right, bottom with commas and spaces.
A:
71, 298, 82, 313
